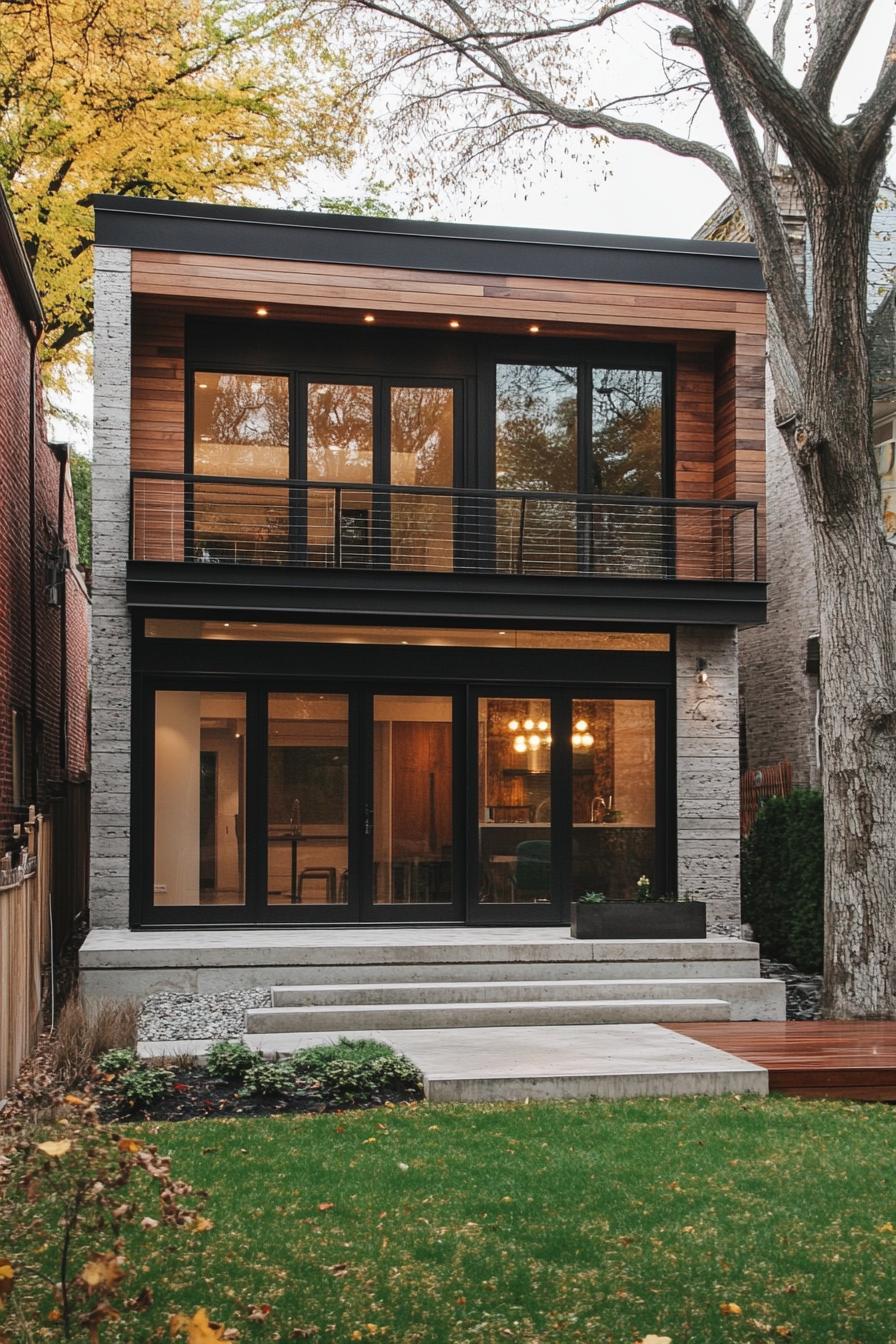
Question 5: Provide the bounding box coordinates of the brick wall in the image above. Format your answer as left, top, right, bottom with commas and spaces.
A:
0, 262, 91, 847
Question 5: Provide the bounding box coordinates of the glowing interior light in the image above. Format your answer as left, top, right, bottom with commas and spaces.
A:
574, 718, 588, 733
545, 734, 553, 746
581, 732, 594, 748
507, 719, 520, 732
523, 718, 535, 732
537, 719, 548, 732
528, 734, 541, 749
513, 736, 528, 753
571, 732, 582, 748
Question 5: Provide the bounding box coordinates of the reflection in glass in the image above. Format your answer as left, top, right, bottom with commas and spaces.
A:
267, 694, 349, 906
495, 364, 578, 574
192, 373, 289, 563
307, 383, 374, 566
154, 691, 246, 906
373, 695, 453, 904
572, 698, 656, 902
390, 386, 454, 571
478, 697, 552, 905
590, 368, 663, 496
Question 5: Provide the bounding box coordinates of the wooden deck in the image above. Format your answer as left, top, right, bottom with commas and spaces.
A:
668, 1021, 896, 1101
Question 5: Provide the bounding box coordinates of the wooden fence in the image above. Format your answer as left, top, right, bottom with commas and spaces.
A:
740, 760, 793, 837
1, 811, 52, 1098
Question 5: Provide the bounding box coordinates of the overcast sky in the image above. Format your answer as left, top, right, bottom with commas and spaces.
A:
53, 0, 896, 453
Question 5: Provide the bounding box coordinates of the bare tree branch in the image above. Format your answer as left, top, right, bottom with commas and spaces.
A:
803, 0, 876, 108
850, 15, 896, 167
764, 0, 793, 169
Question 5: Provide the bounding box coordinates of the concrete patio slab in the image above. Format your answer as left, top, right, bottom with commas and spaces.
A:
242, 1022, 768, 1103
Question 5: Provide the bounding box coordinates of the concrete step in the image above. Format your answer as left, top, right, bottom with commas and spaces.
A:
269, 977, 783, 1020
245, 997, 732, 1034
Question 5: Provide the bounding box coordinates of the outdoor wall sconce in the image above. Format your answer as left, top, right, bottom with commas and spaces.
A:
695, 657, 709, 685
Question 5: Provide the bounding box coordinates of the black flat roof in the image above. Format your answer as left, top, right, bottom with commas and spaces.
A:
92, 195, 765, 294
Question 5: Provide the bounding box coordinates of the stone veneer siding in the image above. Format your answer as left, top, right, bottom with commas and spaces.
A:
676, 626, 741, 927
90, 246, 132, 926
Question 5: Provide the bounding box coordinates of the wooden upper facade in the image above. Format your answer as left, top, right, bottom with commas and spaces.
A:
96, 196, 767, 627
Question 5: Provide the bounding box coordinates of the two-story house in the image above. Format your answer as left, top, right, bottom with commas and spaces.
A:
80, 196, 771, 1010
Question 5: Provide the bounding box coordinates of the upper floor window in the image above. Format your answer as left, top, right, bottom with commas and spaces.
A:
495, 360, 666, 498
193, 372, 290, 479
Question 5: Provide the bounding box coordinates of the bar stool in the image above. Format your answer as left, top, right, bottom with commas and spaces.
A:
297, 867, 337, 903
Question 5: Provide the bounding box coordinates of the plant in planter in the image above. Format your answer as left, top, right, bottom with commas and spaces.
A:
571, 876, 706, 940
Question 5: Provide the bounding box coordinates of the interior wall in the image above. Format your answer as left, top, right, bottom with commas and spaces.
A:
153, 690, 200, 905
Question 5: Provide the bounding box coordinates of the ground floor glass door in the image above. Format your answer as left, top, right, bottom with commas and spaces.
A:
147, 680, 664, 925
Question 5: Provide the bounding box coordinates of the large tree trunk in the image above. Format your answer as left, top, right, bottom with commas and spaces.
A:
785, 165, 896, 1018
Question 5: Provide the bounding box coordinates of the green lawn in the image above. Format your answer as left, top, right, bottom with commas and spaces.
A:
12, 1095, 896, 1342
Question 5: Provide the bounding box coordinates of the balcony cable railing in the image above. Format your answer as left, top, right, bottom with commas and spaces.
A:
129, 470, 761, 584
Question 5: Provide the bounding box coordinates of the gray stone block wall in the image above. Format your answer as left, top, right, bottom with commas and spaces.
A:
90, 246, 132, 927
676, 626, 741, 927
739, 367, 820, 789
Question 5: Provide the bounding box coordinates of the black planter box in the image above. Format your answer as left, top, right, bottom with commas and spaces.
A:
571, 900, 707, 940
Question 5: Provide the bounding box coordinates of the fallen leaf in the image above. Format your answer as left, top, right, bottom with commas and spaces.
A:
63, 1093, 87, 1106
775, 1329, 793, 1339
325, 1264, 349, 1277
877, 1222, 895, 1233
290, 1327, 319, 1338
248, 1305, 272, 1322
720, 1303, 743, 1316
36, 1140, 72, 1158
169, 1307, 230, 1342
141, 1217, 159, 1230
318, 1202, 334, 1212
190, 1216, 214, 1233
640, 1336, 672, 1344
79, 1253, 125, 1292
119, 1138, 141, 1153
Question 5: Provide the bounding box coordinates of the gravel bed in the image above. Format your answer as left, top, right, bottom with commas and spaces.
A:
761, 959, 822, 1020
139, 988, 270, 1042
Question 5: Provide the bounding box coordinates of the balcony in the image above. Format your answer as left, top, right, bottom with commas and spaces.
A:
127, 471, 766, 626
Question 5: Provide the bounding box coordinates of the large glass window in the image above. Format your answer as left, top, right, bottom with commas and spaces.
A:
571, 698, 656, 901
267, 693, 349, 907
153, 691, 246, 906
306, 382, 374, 567
192, 373, 289, 564
591, 368, 663, 496
373, 695, 453, 905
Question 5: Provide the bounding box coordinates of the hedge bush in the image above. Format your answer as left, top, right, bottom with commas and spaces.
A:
741, 788, 824, 971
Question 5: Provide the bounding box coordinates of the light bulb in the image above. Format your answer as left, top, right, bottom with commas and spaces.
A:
523, 718, 534, 732
575, 718, 588, 733
582, 732, 594, 748
537, 719, 548, 732
571, 733, 582, 748
545, 734, 553, 746
528, 734, 541, 749
507, 719, 519, 732
513, 736, 528, 753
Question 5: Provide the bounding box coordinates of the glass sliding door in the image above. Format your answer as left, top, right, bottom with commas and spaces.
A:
477, 696, 553, 908
153, 691, 246, 907
389, 385, 455, 572
266, 693, 350, 907
192, 373, 290, 563
306, 382, 375, 566
571, 698, 657, 902
369, 694, 454, 910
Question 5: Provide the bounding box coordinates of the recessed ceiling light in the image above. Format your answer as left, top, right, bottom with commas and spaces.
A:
198, 382, 208, 389
363, 313, 375, 323
256, 306, 268, 316
529, 324, 540, 333
449, 320, 460, 329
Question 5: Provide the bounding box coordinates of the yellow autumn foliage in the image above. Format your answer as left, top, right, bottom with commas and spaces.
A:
0, 0, 364, 381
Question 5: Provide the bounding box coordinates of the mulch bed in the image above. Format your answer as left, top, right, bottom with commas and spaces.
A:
98, 1068, 422, 1123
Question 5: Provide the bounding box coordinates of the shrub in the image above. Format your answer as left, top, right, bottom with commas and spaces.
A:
303, 1053, 422, 1105
205, 1040, 259, 1082
742, 788, 824, 971
239, 1059, 299, 1098
96, 1047, 139, 1076
291, 1037, 394, 1076
109, 1064, 174, 1109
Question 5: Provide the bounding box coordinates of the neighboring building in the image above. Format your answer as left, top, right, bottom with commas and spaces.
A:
83, 196, 768, 966
698, 171, 896, 790
0, 186, 90, 850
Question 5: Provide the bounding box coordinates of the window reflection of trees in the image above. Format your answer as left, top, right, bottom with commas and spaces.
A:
193, 373, 290, 563
390, 386, 455, 571
591, 369, 663, 496
307, 383, 374, 482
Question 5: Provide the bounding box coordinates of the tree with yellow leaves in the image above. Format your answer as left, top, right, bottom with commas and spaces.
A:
0, 0, 362, 378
